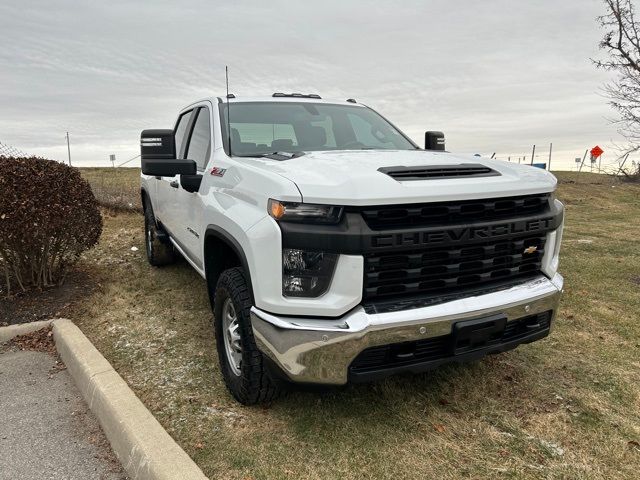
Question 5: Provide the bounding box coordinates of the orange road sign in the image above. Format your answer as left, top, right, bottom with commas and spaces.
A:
590, 145, 604, 158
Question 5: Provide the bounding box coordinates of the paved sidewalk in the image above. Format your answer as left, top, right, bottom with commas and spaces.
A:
0, 350, 126, 480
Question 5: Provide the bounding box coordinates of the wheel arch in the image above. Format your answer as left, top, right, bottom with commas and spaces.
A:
204, 225, 255, 304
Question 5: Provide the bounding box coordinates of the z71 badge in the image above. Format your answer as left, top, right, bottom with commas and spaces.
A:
210, 167, 227, 177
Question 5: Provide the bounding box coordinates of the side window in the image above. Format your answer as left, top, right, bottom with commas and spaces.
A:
187, 107, 212, 170
174, 111, 192, 158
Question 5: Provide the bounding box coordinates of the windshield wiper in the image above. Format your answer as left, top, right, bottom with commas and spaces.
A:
235, 151, 305, 160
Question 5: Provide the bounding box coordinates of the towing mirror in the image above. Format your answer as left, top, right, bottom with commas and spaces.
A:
140, 129, 196, 176
425, 131, 445, 151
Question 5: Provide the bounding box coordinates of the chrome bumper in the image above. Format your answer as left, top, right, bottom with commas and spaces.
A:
251, 274, 564, 385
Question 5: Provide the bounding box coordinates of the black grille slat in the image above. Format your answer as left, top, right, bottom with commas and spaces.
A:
366, 254, 543, 286
367, 237, 542, 272
360, 194, 550, 230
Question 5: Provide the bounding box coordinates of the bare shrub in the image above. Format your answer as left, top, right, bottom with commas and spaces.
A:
0, 156, 102, 296
594, 0, 640, 181
619, 158, 640, 182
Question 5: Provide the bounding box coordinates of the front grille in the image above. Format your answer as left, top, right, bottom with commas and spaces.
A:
349, 311, 552, 375
357, 193, 554, 304
360, 194, 550, 230
364, 234, 546, 300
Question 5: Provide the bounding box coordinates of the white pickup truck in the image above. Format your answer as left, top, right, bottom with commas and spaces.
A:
140, 94, 564, 405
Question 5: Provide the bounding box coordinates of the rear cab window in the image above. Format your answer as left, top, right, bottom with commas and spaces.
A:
174, 111, 192, 158
186, 107, 212, 171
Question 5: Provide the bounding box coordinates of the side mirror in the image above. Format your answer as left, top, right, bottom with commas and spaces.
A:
425, 131, 445, 151
140, 129, 196, 176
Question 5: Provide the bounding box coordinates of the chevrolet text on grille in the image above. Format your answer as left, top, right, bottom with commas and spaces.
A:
371, 218, 554, 248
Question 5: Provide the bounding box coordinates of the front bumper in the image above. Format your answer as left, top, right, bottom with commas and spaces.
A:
251, 273, 564, 385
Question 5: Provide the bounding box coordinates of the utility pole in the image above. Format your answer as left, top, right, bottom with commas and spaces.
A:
530, 144, 536, 165
65, 132, 72, 166
548, 143, 553, 171
578, 149, 588, 173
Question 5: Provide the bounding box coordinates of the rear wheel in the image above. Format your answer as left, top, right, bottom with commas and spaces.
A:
214, 267, 281, 405
144, 202, 175, 266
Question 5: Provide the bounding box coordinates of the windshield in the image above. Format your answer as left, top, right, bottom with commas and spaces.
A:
218, 101, 417, 157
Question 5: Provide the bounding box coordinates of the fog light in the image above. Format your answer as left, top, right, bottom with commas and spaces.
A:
282, 249, 338, 297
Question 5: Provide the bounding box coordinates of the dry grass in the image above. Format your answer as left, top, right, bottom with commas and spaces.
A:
66, 170, 640, 479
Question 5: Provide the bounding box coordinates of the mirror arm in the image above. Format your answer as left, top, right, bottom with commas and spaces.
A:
180, 174, 203, 193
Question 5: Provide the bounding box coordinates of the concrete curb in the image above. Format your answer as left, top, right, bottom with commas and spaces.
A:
0, 319, 53, 343
52, 319, 208, 480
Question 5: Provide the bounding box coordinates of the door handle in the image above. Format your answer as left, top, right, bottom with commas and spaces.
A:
169, 180, 179, 188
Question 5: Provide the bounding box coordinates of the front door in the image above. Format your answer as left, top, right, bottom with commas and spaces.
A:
156, 109, 194, 233
172, 104, 212, 270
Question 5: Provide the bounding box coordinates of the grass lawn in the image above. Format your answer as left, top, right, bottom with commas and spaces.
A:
67, 169, 639, 479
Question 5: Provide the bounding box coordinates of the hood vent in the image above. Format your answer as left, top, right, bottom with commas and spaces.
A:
378, 164, 500, 181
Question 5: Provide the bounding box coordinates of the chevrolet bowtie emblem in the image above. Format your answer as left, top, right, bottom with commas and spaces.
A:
523, 246, 538, 254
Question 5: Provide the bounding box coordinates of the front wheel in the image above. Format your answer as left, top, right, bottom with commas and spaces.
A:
214, 267, 281, 405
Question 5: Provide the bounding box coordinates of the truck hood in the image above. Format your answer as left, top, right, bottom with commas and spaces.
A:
245, 150, 557, 205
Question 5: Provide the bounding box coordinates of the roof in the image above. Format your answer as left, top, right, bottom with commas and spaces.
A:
183, 95, 363, 110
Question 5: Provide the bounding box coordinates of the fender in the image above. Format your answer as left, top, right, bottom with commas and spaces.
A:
140, 187, 159, 222
140, 187, 149, 209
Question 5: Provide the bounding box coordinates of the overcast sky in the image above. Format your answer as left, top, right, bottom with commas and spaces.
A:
0, 0, 627, 169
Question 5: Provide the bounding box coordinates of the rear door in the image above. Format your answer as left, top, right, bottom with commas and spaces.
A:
156, 109, 194, 233
171, 104, 213, 269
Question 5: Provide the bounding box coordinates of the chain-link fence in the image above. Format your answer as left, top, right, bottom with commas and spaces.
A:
1, 143, 142, 211
79, 168, 142, 212
0, 141, 30, 157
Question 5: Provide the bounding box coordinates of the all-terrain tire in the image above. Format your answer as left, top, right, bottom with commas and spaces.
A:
214, 267, 281, 405
144, 201, 176, 266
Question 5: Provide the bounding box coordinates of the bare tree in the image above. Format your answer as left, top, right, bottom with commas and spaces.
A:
594, 0, 640, 178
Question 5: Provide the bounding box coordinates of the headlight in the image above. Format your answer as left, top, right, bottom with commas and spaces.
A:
268, 199, 343, 224
541, 199, 564, 277
282, 248, 338, 297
